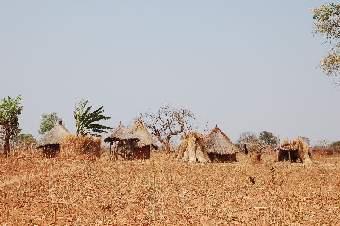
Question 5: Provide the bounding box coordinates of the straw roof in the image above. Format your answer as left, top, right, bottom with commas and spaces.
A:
130, 120, 155, 147
204, 126, 238, 155
106, 120, 155, 147
109, 122, 137, 141
37, 121, 70, 147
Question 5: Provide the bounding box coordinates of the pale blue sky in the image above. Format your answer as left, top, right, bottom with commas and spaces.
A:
0, 0, 338, 144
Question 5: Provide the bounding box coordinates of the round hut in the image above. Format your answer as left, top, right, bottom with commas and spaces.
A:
37, 121, 70, 158
130, 120, 157, 150
204, 126, 239, 162
105, 120, 155, 160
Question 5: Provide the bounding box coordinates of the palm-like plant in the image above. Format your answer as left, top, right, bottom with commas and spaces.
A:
74, 100, 112, 137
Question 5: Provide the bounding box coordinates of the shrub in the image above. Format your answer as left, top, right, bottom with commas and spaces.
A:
61, 135, 101, 159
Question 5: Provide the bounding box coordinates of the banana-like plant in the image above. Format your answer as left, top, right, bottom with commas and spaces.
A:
74, 100, 112, 137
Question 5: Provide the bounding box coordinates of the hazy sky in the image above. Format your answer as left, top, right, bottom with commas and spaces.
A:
0, 0, 339, 144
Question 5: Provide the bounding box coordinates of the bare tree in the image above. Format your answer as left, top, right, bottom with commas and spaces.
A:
237, 132, 258, 146
237, 131, 268, 159
140, 105, 195, 152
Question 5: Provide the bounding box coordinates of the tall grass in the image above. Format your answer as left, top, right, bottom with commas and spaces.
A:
60, 135, 101, 159
0, 151, 339, 224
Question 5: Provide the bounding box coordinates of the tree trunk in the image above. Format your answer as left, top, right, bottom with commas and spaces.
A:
161, 139, 172, 153
4, 134, 10, 157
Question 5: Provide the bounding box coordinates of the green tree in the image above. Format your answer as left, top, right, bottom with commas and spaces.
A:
0, 96, 23, 155
15, 133, 37, 147
38, 112, 60, 134
330, 140, 340, 152
259, 131, 279, 148
74, 100, 112, 136
313, 3, 340, 77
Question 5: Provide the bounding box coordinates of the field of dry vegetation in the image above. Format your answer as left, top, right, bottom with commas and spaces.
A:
0, 151, 340, 225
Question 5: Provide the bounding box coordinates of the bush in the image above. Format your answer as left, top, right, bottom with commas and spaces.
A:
330, 141, 340, 152
61, 135, 101, 159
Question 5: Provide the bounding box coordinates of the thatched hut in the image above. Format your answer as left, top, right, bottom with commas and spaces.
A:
177, 132, 210, 163
37, 121, 70, 158
130, 120, 156, 149
104, 120, 155, 160
278, 137, 312, 163
204, 126, 238, 162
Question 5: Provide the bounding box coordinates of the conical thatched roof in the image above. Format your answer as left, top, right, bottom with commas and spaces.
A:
130, 120, 155, 147
106, 120, 155, 147
204, 126, 238, 155
37, 121, 70, 147
109, 122, 137, 141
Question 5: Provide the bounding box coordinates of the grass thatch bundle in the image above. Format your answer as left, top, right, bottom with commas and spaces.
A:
176, 132, 210, 163
60, 135, 101, 159
278, 137, 312, 164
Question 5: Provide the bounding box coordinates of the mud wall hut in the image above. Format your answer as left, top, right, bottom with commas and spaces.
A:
37, 121, 70, 158
105, 120, 155, 160
204, 126, 238, 162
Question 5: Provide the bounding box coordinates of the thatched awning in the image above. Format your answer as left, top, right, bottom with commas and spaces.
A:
105, 120, 156, 148
204, 126, 238, 155
279, 138, 305, 151
37, 121, 70, 148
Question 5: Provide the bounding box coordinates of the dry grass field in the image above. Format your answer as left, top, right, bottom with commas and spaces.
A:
0, 151, 340, 225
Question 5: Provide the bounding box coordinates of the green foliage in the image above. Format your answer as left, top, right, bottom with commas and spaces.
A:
313, 3, 340, 76
330, 140, 340, 150
313, 3, 340, 40
259, 131, 279, 148
0, 95, 23, 154
39, 112, 60, 134
15, 133, 37, 147
74, 100, 112, 137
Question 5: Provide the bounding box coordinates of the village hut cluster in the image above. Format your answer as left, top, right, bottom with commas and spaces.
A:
177, 126, 239, 163
36, 120, 313, 164
104, 120, 157, 160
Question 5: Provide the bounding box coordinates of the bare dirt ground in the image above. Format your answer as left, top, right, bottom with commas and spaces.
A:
0, 151, 340, 225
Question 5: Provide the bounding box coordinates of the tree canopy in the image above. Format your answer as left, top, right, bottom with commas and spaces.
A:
313, 3, 340, 77
141, 105, 195, 152
39, 112, 60, 134
14, 133, 37, 147
259, 131, 279, 148
237, 132, 258, 146
0, 96, 23, 155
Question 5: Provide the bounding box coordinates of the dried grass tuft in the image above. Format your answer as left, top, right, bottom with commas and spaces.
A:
60, 135, 101, 159
1, 149, 340, 225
